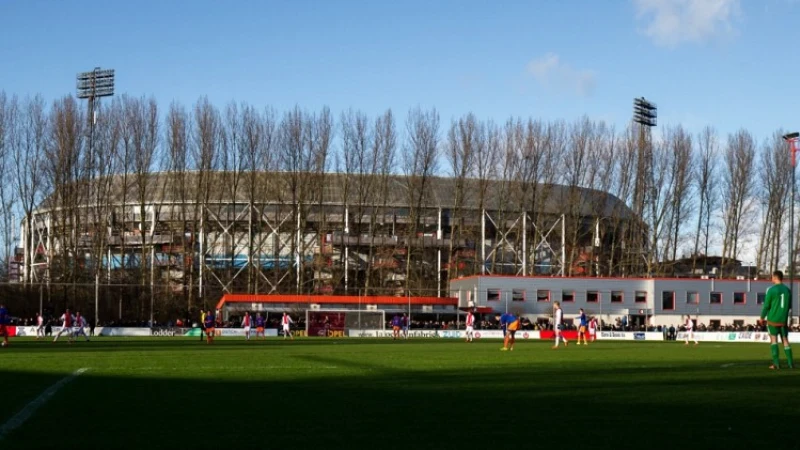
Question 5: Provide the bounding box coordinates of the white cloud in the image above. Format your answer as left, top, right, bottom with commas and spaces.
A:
633, 0, 741, 48
525, 53, 596, 97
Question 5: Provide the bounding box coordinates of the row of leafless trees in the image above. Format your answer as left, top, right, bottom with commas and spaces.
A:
0, 91, 795, 319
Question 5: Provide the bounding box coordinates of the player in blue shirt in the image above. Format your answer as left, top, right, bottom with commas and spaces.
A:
204, 311, 216, 344
0, 303, 8, 347
577, 308, 589, 345
498, 312, 520, 351
391, 314, 403, 340
255, 313, 266, 340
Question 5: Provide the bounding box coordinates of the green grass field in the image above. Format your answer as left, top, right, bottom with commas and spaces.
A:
0, 337, 798, 450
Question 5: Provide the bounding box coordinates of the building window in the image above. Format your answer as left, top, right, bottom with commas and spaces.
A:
662, 291, 675, 310
512, 289, 526, 302
757, 293, 766, 305
635, 291, 647, 303
710, 292, 722, 304
536, 290, 549, 302
733, 292, 745, 305
611, 291, 623, 303
587, 291, 600, 303
562, 291, 575, 302
487, 289, 500, 302
686, 292, 699, 304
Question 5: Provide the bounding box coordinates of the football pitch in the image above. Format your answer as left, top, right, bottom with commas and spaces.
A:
1, 338, 798, 450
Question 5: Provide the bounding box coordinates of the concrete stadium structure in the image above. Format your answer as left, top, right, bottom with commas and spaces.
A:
18, 171, 643, 305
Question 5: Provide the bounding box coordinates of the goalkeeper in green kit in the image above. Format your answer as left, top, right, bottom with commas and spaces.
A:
760, 270, 794, 370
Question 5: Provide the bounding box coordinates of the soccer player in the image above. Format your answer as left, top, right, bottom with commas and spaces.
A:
390, 314, 402, 340
552, 302, 568, 349
761, 270, 794, 370
242, 311, 252, 341
255, 313, 266, 339
73, 311, 90, 342
281, 312, 294, 340
498, 311, 519, 351
0, 303, 9, 347
684, 315, 698, 345
35, 312, 45, 340
588, 316, 598, 343
204, 310, 216, 344
53, 308, 75, 343
576, 308, 589, 345
465, 309, 475, 343
402, 313, 409, 340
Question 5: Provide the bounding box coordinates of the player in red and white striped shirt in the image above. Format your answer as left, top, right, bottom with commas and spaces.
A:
53, 309, 75, 343
282, 312, 294, 340
242, 312, 252, 341
465, 310, 475, 342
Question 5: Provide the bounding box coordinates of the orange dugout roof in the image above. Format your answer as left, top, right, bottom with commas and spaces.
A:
215, 294, 458, 311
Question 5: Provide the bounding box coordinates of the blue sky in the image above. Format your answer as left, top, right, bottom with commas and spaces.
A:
1, 0, 799, 140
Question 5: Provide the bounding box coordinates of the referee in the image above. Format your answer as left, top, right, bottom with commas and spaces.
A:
199, 309, 206, 342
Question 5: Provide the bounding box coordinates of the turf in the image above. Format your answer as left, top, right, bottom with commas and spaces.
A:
0, 337, 798, 450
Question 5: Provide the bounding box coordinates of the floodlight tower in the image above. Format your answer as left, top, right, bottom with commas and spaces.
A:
631, 97, 657, 276
76, 67, 115, 328
783, 131, 799, 325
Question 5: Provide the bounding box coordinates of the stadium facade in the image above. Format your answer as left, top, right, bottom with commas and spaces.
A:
17, 170, 643, 319
449, 275, 796, 328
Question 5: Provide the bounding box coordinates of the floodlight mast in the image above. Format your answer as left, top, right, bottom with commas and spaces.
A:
783, 132, 800, 326
630, 97, 657, 276
76, 67, 115, 330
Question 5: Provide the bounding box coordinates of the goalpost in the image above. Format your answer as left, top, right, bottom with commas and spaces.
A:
305, 308, 386, 337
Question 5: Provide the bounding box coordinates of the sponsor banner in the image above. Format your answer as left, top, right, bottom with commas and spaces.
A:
151, 327, 189, 337
14, 326, 151, 337
347, 329, 540, 339
96, 327, 152, 337
540, 330, 578, 340
597, 331, 664, 341
677, 331, 795, 343
211, 328, 278, 337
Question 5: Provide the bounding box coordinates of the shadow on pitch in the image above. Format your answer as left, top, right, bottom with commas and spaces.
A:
1, 356, 798, 450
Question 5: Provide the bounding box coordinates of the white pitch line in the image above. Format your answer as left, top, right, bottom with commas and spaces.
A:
0, 368, 88, 441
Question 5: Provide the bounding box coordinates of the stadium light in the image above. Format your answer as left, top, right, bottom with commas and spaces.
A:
783, 131, 799, 325
631, 97, 657, 276
76, 67, 115, 329
633, 97, 657, 127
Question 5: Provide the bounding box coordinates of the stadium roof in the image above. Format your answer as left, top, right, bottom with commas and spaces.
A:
36, 171, 636, 219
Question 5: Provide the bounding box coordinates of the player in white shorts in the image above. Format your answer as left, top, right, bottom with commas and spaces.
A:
684, 315, 698, 345
73, 312, 90, 342
465, 310, 475, 342
35, 312, 45, 339
552, 302, 568, 349
242, 312, 252, 341
282, 312, 294, 340
53, 309, 75, 343
588, 317, 597, 343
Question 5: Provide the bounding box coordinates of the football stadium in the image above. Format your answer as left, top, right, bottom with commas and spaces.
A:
4, 3, 800, 447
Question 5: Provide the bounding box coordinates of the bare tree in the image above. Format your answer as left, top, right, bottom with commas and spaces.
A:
756, 131, 792, 273
446, 113, 479, 279
720, 129, 757, 275
44, 96, 85, 310
691, 126, 720, 274
0, 92, 18, 279
11, 96, 48, 285
665, 125, 694, 264
192, 97, 222, 307
402, 107, 439, 295
368, 109, 397, 295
